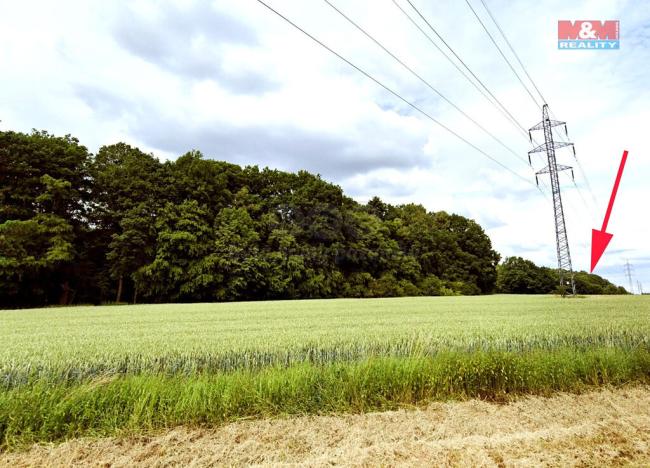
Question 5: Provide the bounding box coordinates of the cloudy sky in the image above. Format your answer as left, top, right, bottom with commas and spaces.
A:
1, 0, 648, 290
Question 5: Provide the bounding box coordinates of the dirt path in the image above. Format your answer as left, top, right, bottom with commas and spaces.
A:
2, 386, 650, 467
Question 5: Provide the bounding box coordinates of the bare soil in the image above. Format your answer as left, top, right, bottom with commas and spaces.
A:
2, 386, 649, 467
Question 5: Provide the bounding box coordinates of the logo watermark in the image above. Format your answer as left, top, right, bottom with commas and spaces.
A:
558, 20, 619, 50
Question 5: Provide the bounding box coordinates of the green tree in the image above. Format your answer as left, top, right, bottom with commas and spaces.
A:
1, 127, 518, 306
106, 204, 157, 303
137, 201, 213, 301
0, 130, 90, 223
0, 214, 74, 305
497, 257, 626, 295
188, 207, 262, 301
496, 257, 555, 294
90, 143, 164, 301
167, 151, 242, 211
261, 226, 306, 299
0, 131, 89, 306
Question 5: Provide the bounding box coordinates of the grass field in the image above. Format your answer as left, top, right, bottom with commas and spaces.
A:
1, 295, 649, 449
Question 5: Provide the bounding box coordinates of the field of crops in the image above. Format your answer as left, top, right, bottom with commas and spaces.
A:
2, 295, 649, 386
1, 295, 650, 449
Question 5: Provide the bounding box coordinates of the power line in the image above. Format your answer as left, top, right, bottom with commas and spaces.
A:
545, 124, 596, 220
478, 0, 547, 105
395, 1, 550, 172
561, 128, 599, 210
398, 0, 548, 203
390, 0, 524, 138
398, 0, 530, 138
574, 156, 599, 207
399, 0, 589, 270
323, 0, 529, 167
391, 0, 550, 202
571, 179, 594, 222
543, 103, 599, 212
398, 0, 548, 175
480, 0, 599, 217
528, 109, 595, 258
464, 0, 541, 109
548, 109, 598, 197
543, 117, 600, 226
535, 118, 599, 252
255, 0, 537, 189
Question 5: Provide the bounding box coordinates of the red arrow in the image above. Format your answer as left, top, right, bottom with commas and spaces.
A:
590, 150, 629, 272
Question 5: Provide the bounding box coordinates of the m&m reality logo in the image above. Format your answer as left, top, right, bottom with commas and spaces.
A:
558, 20, 620, 50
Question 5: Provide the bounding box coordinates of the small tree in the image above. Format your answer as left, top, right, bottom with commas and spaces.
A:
555, 284, 568, 298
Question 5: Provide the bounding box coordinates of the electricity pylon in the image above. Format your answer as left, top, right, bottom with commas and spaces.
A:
624, 260, 635, 294
529, 104, 576, 295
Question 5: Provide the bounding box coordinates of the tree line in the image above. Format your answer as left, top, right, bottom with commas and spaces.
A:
0, 130, 624, 308
497, 256, 626, 295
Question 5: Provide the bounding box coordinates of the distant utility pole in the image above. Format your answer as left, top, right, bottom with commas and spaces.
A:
529, 104, 576, 295
624, 260, 635, 294
637, 281, 643, 295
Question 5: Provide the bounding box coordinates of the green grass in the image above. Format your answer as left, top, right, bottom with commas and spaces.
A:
1, 295, 650, 448
2, 348, 649, 449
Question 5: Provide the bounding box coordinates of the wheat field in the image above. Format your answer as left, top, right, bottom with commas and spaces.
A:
1, 294, 649, 450
2, 295, 649, 387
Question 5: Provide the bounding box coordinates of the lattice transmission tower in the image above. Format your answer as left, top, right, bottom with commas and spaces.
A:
624, 260, 635, 294
528, 104, 576, 294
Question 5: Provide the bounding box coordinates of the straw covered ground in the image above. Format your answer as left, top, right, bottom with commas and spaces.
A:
2, 385, 649, 467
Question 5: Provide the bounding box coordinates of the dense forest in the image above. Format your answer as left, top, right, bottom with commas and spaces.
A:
0, 130, 624, 308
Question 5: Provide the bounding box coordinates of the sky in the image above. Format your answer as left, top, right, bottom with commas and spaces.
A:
1, 0, 648, 291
